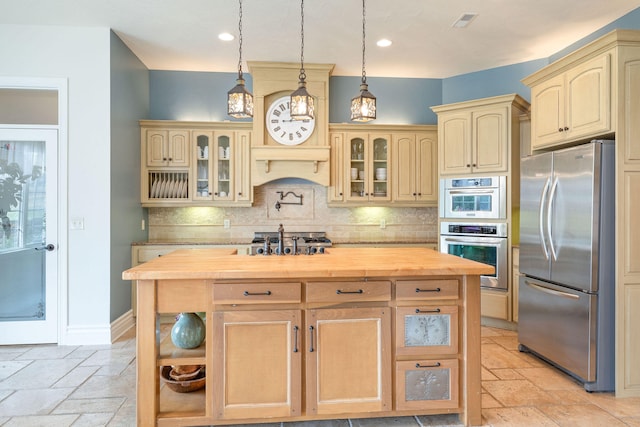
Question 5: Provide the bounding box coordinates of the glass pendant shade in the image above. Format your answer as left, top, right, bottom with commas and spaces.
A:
350, 82, 376, 122
290, 80, 315, 120
227, 77, 254, 118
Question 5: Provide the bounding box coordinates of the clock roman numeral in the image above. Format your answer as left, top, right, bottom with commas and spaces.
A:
273, 110, 281, 117
289, 133, 294, 141
273, 126, 281, 132
296, 131, 302, 138
280, 131, 286, 138
300, 126, 308, 132
278, 103, 287, 112
270, 119, 279, 123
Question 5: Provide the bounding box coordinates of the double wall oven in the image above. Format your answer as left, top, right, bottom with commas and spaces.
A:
439, 176, 508, 291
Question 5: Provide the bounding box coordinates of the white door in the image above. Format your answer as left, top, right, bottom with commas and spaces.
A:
0, 128, 58, 344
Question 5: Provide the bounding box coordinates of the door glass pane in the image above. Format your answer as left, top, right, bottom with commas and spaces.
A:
405, 368, 450, 401
0, 140, 46, 321
404, 314, 451, 347
447, 244, 497, 277
451, 194, 492, 212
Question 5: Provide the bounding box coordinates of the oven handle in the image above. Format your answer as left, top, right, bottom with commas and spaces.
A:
448, 189, 495, 194
441, 237, 506, 245
524, 280, 579, 300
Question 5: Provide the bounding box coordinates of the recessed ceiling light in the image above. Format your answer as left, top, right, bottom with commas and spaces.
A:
218, 32, 235, 41
452, 13, 478, 28
377, 39, 392, 47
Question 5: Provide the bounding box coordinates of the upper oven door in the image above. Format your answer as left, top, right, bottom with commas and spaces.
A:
439, 176, 506, 219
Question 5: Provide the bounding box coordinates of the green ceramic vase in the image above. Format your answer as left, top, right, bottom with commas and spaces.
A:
170, 312, 205, 349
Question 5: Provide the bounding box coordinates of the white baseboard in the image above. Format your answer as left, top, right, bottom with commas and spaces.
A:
59, 310, 136, 345
111, 309, 135, 342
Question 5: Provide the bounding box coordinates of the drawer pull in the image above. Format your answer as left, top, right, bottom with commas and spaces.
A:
309, 326, 315, 352
415, 287, 441, 293
415, 308, 441, 314
336, 289, 364, 295
243, 290, 272, 296
293, 326, 299, 353
415, 362, 441, 368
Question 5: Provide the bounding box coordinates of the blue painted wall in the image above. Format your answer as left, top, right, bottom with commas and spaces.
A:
149, 7, 640, 125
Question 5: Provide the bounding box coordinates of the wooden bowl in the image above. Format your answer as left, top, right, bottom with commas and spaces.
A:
169, 366, 202, 381
160, 366, 205, 393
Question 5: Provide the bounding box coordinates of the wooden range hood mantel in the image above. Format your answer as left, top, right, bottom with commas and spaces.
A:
248, 61, 334, 186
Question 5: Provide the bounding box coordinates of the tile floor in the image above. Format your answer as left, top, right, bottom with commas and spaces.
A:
1, 326, 640, 426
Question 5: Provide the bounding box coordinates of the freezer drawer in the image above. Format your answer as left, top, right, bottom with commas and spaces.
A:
518, 276, 597, 383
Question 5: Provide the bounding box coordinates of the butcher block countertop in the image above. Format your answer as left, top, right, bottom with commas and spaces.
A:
122, 247, 494, 281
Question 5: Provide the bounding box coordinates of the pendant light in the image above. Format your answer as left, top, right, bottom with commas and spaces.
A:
227, 0, 254, 118
290, 0, 315, 120
350, 0, 376, 122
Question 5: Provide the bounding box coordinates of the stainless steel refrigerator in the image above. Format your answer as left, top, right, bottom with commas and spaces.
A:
518, 140, 615, 392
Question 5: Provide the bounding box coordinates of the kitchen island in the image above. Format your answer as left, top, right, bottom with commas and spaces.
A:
123, 247, 493, 427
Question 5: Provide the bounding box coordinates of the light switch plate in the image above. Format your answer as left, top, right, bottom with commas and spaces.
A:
70, 217, 84, 230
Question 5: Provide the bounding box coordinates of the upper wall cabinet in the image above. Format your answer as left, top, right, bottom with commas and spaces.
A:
328, 124, 438, 207
140, 121, 253, 207
527, 54, 611, 150
432, 94, 530, 177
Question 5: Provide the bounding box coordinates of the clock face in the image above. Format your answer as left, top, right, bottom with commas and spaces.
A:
266, 96, 316, 145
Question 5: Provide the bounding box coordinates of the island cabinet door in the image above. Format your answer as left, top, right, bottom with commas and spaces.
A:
396, 358, 459, 410
305, 307, 392, 416
211, 310, 302, 420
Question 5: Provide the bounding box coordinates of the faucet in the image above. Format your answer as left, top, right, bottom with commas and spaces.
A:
277, 224, 285, 256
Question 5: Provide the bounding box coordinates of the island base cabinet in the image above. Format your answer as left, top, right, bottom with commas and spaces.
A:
306, 307, 392, 416
211, 310, 302, 420
395, 359, 459, 410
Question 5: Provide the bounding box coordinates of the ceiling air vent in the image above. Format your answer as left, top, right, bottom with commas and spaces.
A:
452, 13, 478, 28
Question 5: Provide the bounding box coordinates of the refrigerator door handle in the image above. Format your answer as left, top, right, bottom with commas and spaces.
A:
539, 178, 551, 260
524, 280, 580, 300
547, 177, 559, 261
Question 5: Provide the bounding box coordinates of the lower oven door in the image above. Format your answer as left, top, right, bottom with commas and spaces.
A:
439, 234, 507, 290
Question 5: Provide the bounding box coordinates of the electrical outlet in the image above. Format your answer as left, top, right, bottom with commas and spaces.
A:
380, 219, 386, 229
70, 217, 84, 230
223, 219, 230, 229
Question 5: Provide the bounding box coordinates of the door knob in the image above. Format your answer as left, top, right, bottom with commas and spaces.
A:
35, 244, 55, 251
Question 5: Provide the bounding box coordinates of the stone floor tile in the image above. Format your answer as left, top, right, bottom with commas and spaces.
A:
482, 407, 559, 426
351, 416, 419, 426
489, 368, 525, 380
53, 365, 100, 388
490, 335, 520, 351
515, 367, 583, 391
71, 412, 115, 427
580, 393, 640, 418
481, 343, 535, 370
482, 379, 558, 407
0, 360, 31, 381
482, 392, 503, 409
16, 345, 78, 360
285, 420, 349, 426
620, 416, 640, 426
0, 359, 83, 390
0, 388, 74, 416
415, 413, 463, 425
52, 396, 125, 414
538, 403, 628, 426
481, 367, 498, 381
2, 414, 80, 426
69, 373, 136, 400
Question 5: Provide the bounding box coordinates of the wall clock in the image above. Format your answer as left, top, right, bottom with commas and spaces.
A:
266, 96, 316, 145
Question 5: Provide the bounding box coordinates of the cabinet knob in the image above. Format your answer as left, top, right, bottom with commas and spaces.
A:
163, 157, 167, 161
214, 192, 218, 196
564, 126, 569, 131
466, 164, 471, 167
413, 193, 417, 196
238, 192, 242, 196
418, 193, 422, 196
339, 192, 343, 196
558, 128, 564, 132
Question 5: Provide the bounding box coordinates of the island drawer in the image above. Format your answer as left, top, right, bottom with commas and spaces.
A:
395, 358, 459, 410
395, 305, 459, 355
306, 280, 391, 303
396, 279, 459, 301
213, 282, 302, 304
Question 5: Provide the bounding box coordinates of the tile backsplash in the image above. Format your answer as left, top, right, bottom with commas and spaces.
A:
148, 182, 438, 244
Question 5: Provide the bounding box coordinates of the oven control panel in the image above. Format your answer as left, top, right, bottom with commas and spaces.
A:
440, 221, 507, 238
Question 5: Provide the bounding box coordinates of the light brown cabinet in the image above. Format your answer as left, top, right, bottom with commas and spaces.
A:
328, 124, 438, 206
392, 132, 438, 203
145, 129, 190, 168
528, 54, 611, 150
432, 94, 529, 176
140, 121, 252, 207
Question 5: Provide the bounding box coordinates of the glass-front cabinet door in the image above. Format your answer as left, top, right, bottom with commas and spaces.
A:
213, 131, 233, 201
345, 133, 390, 203
193, 131, 212, 200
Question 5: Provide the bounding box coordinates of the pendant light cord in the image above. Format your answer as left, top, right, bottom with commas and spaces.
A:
237, 0, 244, 79
299, 0, 306, 82
361, 0, 367, 85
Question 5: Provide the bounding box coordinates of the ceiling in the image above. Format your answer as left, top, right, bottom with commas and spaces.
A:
2, 0, 640, 78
